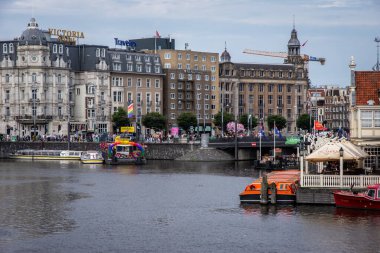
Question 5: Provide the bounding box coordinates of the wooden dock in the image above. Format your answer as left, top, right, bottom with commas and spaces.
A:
296, 187, 366, 205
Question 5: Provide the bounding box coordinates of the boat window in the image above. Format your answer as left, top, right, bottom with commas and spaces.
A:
367, 189, 375, 198
279, 184, 283, 190
377, 190, 380, 199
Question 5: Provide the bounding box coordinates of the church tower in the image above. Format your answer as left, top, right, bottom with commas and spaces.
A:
286, 26, 302, 65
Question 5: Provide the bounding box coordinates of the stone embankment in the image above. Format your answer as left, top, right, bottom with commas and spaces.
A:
0, 142, 236, 161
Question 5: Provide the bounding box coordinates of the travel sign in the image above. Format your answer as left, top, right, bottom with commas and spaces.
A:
114, 38, 137, 49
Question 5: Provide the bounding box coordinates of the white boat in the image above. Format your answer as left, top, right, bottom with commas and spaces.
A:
9, 149, 83, 160
80, 151, 104, 164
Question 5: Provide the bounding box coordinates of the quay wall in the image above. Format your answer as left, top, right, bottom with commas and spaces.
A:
0, 141, 209, 160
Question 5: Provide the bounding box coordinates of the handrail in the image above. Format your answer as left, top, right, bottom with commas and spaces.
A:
302, 174, 380, 188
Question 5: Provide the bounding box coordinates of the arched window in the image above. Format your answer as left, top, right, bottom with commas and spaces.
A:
9, 43, 14, 53
32, 73, 37, 83
53, 44, 57, 53
57, 74, 62, 83
3, 44, 8, 53
5, 74, 10, 83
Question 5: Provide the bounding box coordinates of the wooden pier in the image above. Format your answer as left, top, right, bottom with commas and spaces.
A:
296, 187, 366, 205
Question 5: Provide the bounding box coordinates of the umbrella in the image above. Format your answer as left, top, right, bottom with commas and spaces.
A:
339, 140, 369, 158
305, 141, 362, 162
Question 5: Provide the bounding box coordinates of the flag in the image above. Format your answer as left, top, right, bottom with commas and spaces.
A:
302, 40, 308, 47
314, 120, 324, 130
274, 125, 283, 139
128, 103, 134, 118
155, 30, 160, 38
259, 121, 265, 138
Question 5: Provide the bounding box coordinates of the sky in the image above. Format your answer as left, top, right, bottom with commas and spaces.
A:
0, 0, 379, 87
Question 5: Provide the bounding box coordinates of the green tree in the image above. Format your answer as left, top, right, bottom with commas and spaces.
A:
112, 107, 130, 132
239, 114, 258, 129
142, 112, 166, 131
267, 115, 287, 130
177, 112, 197, 132
213, 111, 234, 130
296, 114, 313, 131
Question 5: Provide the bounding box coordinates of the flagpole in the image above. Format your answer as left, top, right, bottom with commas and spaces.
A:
154, 35, 157, 54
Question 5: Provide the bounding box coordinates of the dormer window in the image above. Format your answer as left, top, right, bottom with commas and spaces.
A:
3, 44, 8, 53
53, 44, 57, 54
96, 48, 100, 57
101, 48, 106, 57
9, 44, 13, 53
58, 45, 63, 54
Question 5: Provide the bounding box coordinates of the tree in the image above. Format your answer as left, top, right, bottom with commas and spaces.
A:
112, 107, 130, 132
213, 111, 234, 130
142, 112, 166, 131
267, 115, 287, 130
239, 114, 258, 129
296, 114, 312, 131
177, 112, 197, 132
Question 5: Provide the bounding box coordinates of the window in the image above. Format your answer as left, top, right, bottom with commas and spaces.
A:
127, 63, 133, 71
196, 74, 201, 80
179, 73, 184, 80
137, 64, 142, 72
171, 103, 175, 109
146, 65, 151, 72
135, 55, 141, 61
188, 74, 192, 80
268, 95, 273, 105
113, 91, 122, 102
155, 65, 160, 73
137, 78, 142, 87
194, 65, 198, 71
202, 65, 206, 71
211, 56, 216, 62
375, 111, 380, 127
211, 66, 216, 72
112, 77, 123, 86
5, 74, 10, 83
287, 85, 292, 93
259, 83, 264, 92
170, 83, 176, 89
53, 44, 57, 54
87, 85, 95, 94
76, 88, 80, 95
146, 79, 151, 88
59, 45, 63, 54
202, 55, 206, 61
32, 73, 37, 82
9, 43, 13, 53
101, 48, 106, 57
113, 63, 121, 71
57, 74, 62, 83
2, 44, 7, 53
58, 90, 62, 100
186, 53, 190, 60
205, 75, 209, 81
164, 53, 171, 59
170, 93, 175, 99
178, 63, 182, 69
278, 84, 283, 92
186, 64, 190, 70
170, 73, 175, 79
126, 54, 132, 61
144, 56, 150, 62
269, 84, 274, 92
361, 111, 372, 127
155, 79, 160, 88
164, 63, 171, 69
194, 55, 198, 61
287, 95, 291, 105
211, 76, 216, 81
178, 53, 182, 60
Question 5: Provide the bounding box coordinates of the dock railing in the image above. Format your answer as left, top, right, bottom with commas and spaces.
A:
302, 174, 380, 188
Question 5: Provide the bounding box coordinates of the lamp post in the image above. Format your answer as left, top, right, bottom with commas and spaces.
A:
32, 83, 37, 141
234, 82, 238, 160
300, 140, 305, 187
202, 93, 206, 134
339, 147, 344, 187
221, 83, 224, 137
248, 114, 252, 136
197, 92, 200, 137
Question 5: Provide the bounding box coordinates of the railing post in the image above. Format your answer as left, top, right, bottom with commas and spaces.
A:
320, 174, 323, 187
300, 156, 304, 187
360, 175, 364, 188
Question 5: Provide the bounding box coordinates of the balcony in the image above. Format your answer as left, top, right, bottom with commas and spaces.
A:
29, 98, 40, 103
15, 114, 53, 124
96, 116, 109, 121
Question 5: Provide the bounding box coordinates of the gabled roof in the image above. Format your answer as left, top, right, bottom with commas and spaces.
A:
355, 71, 380, 105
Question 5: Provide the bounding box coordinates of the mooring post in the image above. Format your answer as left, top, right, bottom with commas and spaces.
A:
270, 182, 277, 204
260, 175, 268, 205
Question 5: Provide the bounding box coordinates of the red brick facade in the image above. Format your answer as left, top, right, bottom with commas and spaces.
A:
355, 71, 380, 105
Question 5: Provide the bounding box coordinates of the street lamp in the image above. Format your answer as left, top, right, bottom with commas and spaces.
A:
197, 92, 200, 137
339, 147, 344, 187
247, 114, 251, 136
32, 83, 37, 141
202, 93, 206, 134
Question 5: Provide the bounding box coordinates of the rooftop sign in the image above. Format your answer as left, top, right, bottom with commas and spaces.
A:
48, 28, 85, 45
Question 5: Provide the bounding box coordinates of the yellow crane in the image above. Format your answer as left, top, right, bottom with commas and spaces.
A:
243, 49, 326, 65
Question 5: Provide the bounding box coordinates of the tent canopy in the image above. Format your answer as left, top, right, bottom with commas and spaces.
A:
305, 140, 368, 162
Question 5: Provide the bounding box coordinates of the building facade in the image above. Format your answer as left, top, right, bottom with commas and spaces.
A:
219, 27, 309, 134
0, 18, 164, 139
153, 49, 219, 132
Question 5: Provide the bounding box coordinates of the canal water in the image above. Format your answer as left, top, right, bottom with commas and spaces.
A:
0, 160, 379, 253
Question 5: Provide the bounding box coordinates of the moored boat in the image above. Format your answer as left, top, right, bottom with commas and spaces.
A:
9, 149, 83, 160
333, 184, 380, 210
239, 170, 300, 204
100, 135, 147, 165
80, 151, 104, 164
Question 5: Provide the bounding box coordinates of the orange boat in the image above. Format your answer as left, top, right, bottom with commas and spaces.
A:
240, 170, 300, 204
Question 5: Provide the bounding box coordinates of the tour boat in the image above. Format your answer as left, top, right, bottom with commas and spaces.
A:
9, 149, 83, 160
101, 135, 147, 165
239, 170, 300, 204
80, 151, 104, 164
333, 184, 380, 210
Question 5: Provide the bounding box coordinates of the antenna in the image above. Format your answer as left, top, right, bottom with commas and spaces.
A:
374, 37, 380, 71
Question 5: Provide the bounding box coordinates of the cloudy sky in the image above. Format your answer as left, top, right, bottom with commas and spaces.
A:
0, 0, 379, 86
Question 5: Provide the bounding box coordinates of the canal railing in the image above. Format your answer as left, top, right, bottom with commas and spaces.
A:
302, 174, 380, 188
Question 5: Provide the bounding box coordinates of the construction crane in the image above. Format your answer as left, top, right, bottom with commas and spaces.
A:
243, 49, 326, 65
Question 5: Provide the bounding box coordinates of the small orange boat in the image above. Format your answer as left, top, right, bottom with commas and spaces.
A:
240, 170, 300, 204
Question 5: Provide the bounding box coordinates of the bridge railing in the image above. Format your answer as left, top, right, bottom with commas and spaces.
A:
302, 174, 380, 188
